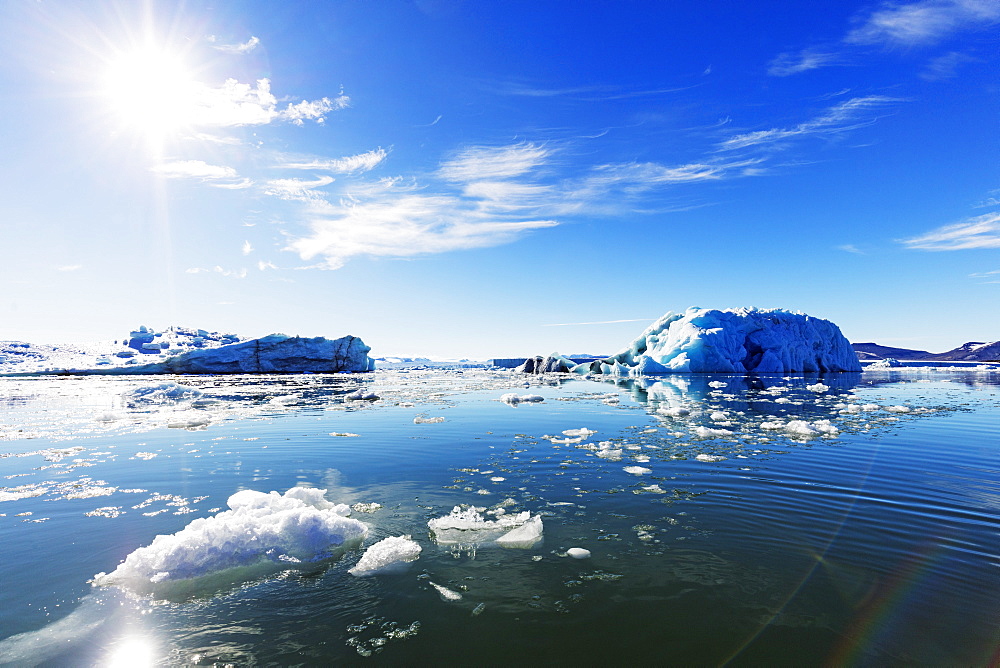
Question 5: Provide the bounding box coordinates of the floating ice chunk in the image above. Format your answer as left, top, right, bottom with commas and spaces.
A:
351, 502, 381, 513
124, 383, 202, 405
566, 547, 591, 559
784, 419, 840, 437
345, 389, 379, 401
349, 536, 422, 576
760, 421, 784, 430
695, 454, 726, 462
500, 393, 544, 406
623, 466, 652, 475
429, 581, 463, 601
496, 514, 544, 548
93, 487, 366, 593
428, 506, 540, 546
708, 381, 728, 388
413, 416, 445, 424
692, 426, 733, 438
710, 411, 728, 421
563, 428, 596, 438
885, 405, 911, 413
659, 406, 691, 417
330, 432, 361, 437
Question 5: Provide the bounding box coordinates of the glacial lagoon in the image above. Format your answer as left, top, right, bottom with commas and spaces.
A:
0, 367, 997, 666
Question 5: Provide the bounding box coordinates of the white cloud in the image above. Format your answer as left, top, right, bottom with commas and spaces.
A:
438, 143, 551, 182
768, 49, 838, 76
147, 78, 343, 128
921, 51, 978, 80
56, 265, 82, 272
719, 96, 901, 150
901, 212, 1000, 250
280, 95, 350, 125
837, 244, 865, 254
969, 269, 1000, 278
241, 240, 253, 255
257, 260, 278, 271
185, 266, 248, 278
278, 148, 387, 173
152, 160, 237, 180
285, 179, 557, 269
846, 0, 1000, 46
263, 176, 335, 202
211, 36, 260, 54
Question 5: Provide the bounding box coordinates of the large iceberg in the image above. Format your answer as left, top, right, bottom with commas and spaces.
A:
524, 307, 861, 375
48, 334, 374, 375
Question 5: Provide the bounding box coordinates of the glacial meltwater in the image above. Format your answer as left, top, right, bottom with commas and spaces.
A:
0, 368, 997, 666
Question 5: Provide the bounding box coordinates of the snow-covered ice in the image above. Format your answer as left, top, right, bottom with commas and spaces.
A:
93, 487, 368, 592
566, 547, 591, 559
349, 536, 422, 576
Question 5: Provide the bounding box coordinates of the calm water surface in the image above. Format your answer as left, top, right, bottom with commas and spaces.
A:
0, 368, 997, 666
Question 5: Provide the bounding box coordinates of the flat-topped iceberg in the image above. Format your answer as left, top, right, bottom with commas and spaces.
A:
44, 334, 374, 375
524, 307, 861, 375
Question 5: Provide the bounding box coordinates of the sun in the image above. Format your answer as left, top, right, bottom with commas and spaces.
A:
101, 45, 201, 141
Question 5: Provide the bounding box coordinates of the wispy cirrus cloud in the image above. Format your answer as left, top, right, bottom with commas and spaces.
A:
718, 96, 901, 151
152, 160, 237, 180
920, 51, 979, 80
768, 49, 838, 76
837, 244, 865, 254
901, 211, 1000, 250
210, 35, 260, 54
151, 159, 252, 188
262, 176, 335, 202
846, 0, 1000, 46
285, 178, 558, 270
438, 143, 552, 181
278, 148, 387, 173
493, 82, 698, 101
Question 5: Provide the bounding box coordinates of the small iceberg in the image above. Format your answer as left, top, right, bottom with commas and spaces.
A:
428, 506, 543, 548
93, 487, 367, 595
349, 536, 422, 576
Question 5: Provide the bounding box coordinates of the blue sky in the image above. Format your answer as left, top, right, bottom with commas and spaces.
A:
1, 0, 997, 358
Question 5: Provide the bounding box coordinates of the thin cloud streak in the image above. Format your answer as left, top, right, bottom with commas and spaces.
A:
768, 49, 838, 76
901, 212, 1000, 250
210, 35, 260, 54
278, 148, 388, 173
718, 96, 902, 150
438, 143, 551, 182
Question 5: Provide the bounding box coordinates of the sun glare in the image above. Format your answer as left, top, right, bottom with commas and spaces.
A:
102, 46, 200, 139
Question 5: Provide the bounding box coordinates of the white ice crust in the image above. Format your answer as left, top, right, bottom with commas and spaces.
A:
94, 487, 367, 591
349, 535, 422, 576
559, 307, 861, 375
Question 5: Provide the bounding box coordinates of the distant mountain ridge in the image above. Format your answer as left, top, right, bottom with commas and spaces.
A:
853, 341, 1000, 362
